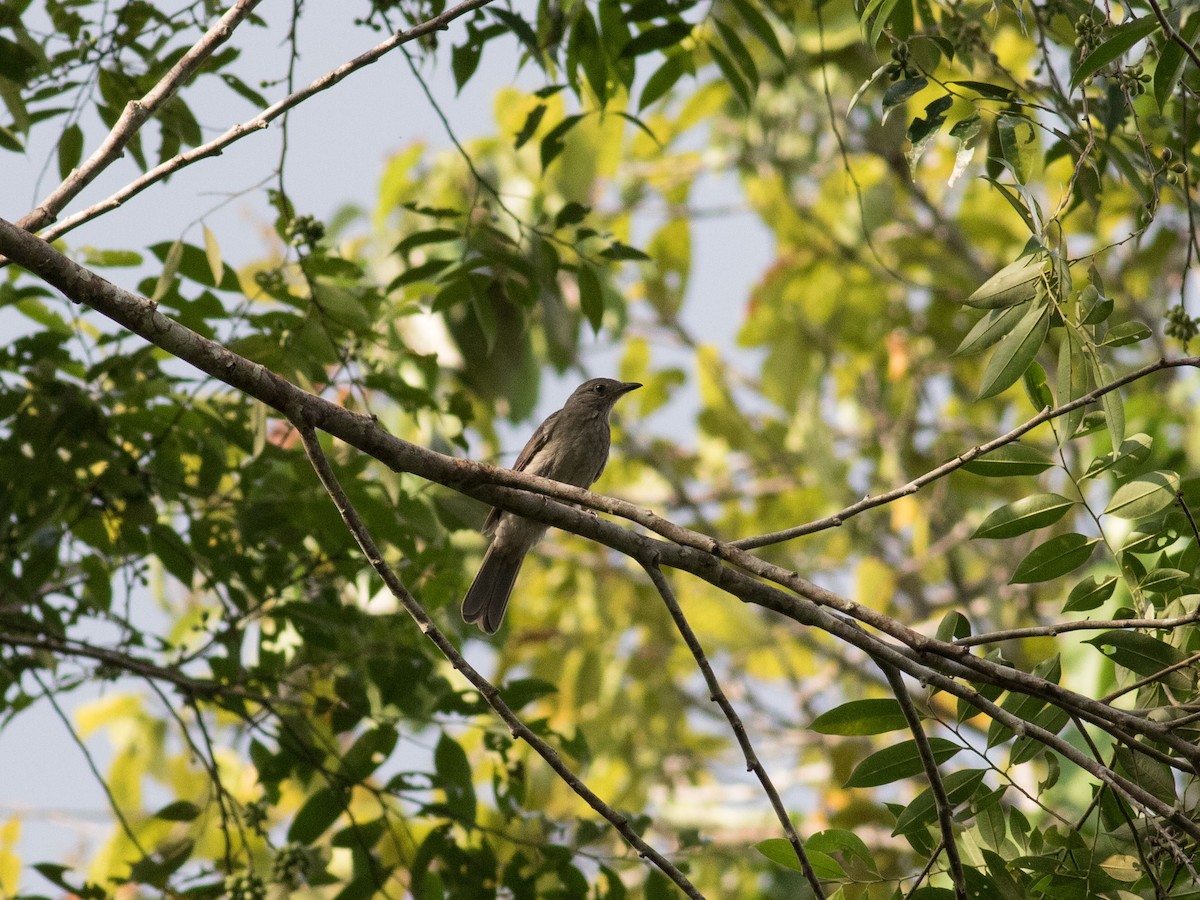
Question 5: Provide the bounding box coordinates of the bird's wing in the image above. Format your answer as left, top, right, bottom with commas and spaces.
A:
481, 408, 562, 535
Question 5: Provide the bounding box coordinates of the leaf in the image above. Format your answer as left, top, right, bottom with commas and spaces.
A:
451, 39, 482, 92
708, 41, 751, 109
845, 738, 962, 788
1082, 434, 1153, 480
57, 123, 83, 180
972, 494, 1075, 540
502, 677, 558, 710
1092, 360, 1125, 447
997, 114, 1039, 184
810, 699, 907, 735
964, 254, 1044, 310
435, 732, 476, 824
1086, 631, 1191, 690
892, 769, 986, 835
1101, 321, 1151, 348
755, 838, 805, 873
948, 80, 1016, 100
847, 63, 891, 116
1071, 16, 1164, 90
513, 103, 547, 149
1104, 471, 1180, 519
961, 442, 1054, 477
1140, 567, 1188, 594
621, 21, 693, 58
151, 238, 184, 302
713, 19, 757, 88
1010, 533, 1099, 584
1023, 360, 1053, 410
1154, 12, 1200, 110
882, 76, 927, 112
977, 297, 1050, 399
905, 95, 952, 174
1063, 575, 1118, 612
154, 800, 201, 821
728, 0, 786, 63
288, 787, 343, 843
1078, 284, 1113, 324
1056, 330, 1087, 441
953, 304, 1026, 357
540, 114, 585, 169
202, 224, 222, 286
639, 52, 690, 110
577, 262, 605, 334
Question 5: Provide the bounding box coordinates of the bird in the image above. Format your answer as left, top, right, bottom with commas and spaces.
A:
461, 377, 642, 634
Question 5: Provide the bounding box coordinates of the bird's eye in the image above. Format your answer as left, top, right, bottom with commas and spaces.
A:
593, 383, 606, 393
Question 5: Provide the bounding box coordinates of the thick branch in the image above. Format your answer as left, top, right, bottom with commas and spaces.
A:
2, 217, 1196, 838
17, 0, 264, 233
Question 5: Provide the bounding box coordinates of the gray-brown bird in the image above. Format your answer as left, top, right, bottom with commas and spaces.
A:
461, 378, 642, 634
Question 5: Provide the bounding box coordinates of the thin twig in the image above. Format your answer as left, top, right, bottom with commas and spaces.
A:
955, 608, 1200, 648
1147, 0, 1200, 73
14, 0, 497, 252
17, 0, 265, 234
294, 425, 705, 899
641, 562, 825, 900
877, 663, 966, 900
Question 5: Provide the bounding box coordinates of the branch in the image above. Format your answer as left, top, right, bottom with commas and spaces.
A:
3, 216, 1196, 839
954, 608, 1200, 648
294, 426, 704, 899
17, 0, 265, 234
877, 663, 965, 900
641, 562, 825, 900
1147, 0, 1200, 75
733, 355, 1200, 550
15, 0, 497, 252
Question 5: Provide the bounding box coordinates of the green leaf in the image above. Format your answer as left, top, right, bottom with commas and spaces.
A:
621, 21, 693, 58
1063, 575, 1117, 612
972, 494, 1075, 540
892, 769, 985, 835
1086, 631, 1190, 690
1082, 434, 1153, 480
728, 0, 786, 63
905, 95, 952, 173
847, 63, 891, 116
82, 247, 143, 267
435, 732, 476, 824
964, 254, 1044, 309
948, 80, 1015, 100
1140, 567, 1188, 594
154, 800, 201, 821
57, 123, 83, 180
997, 114, 1039, 184
1104, 471, 1180, 519
639, 52, 690, 110
708, 41, 751, 109
1071, 16, 1163, 90
1154, 12, 1200, 110
339, 728, 398, 782
977, 296, 1050, 399
713, 19, 757, 88
1093, 361, 1125, 446
1022, 360, 1053, 409
288, 787, 343, 843
502, 677, 558, 710
953, 304, 1026, 357
1101, 320, 1151, 348
1056, 329, 1087, 441
806, 829, 878, 875
451, 38, 482, 92
513, 103, 547, 150
962, 442, 1054, 477
882, 76, 927, 112
1078, 284, 1113, 325
540, 114, 585, 169
1010, 533, 1099, 584
755, 838, 836, 876
845, 738, 962, 788
810, 699, 907, 735
577, 263, 605, 334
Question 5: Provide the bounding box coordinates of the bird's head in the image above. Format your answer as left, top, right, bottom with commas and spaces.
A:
567, 378, 642, 412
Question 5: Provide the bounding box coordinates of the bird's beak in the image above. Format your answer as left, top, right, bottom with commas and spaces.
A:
617, 382, 643, 395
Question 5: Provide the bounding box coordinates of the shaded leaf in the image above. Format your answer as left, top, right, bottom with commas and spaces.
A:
964, 254, 1044, 310
1104, 471, 1180, 520
977, 297, 1050, 399
1071, 16, 1163, 90
845, 738, 961, 788
1063, 575, 1118, 612
962, 442, 1054, 477
1010, 533, 1099, 584
810, 699, 907, 735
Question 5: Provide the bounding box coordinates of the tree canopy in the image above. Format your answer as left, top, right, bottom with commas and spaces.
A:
2, 0, 1200, 897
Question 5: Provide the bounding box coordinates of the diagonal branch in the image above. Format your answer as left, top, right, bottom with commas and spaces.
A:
14, 0, 497, 253
2, 215, 1197, 839
17, 0, 265, 234
641, 562, 826, 900
295, 425, 705, 900
955, 607, 1200, 647
732, 356, 1200, 550
1147, 0, 1200, 74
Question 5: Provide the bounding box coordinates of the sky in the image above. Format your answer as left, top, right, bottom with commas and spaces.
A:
0, 1, 772, 889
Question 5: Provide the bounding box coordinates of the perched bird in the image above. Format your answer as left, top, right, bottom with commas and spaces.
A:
461, 378, 642, 634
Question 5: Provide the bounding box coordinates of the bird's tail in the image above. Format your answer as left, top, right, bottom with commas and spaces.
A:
461, 544, 525, 634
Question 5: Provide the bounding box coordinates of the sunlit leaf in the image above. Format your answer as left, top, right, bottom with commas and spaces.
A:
1010, 533, 1099, 584
972, 494, 1075, 540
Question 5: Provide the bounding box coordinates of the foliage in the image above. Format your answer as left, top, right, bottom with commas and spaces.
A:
2, 0, 1200, 897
